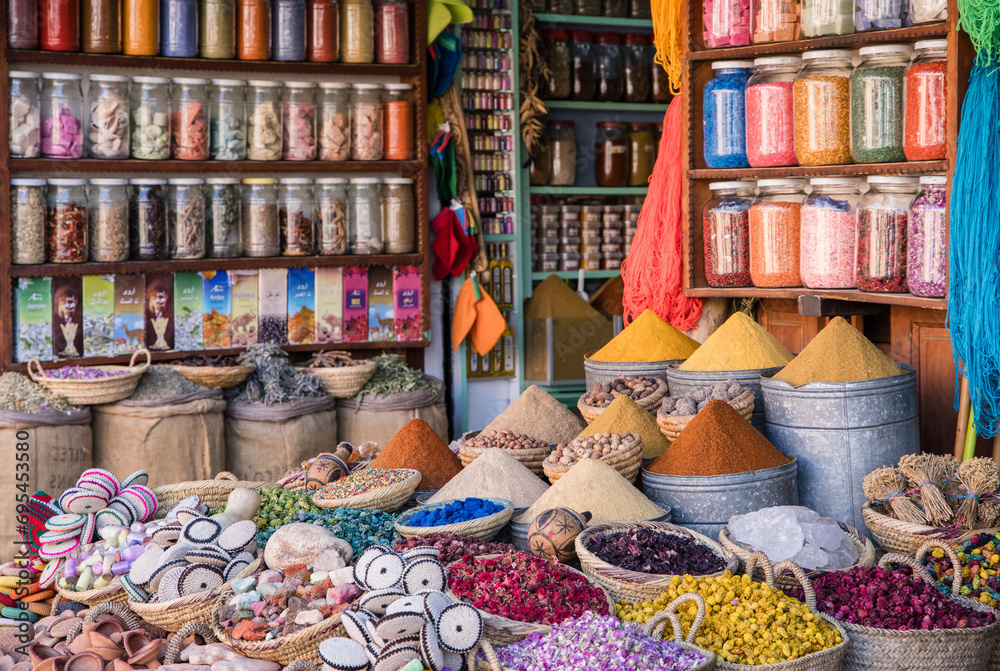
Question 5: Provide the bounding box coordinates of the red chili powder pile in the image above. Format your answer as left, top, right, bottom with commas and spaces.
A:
369, 418, 463, 490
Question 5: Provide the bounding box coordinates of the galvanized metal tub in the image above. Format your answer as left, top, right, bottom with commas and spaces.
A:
665, 364, 783, 434
509, 510, 672, 553
583, 353, 682, 390
760, 364, 919, 534
640, 459, 798, 540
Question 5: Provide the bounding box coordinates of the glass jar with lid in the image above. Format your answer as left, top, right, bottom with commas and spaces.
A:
130, 178, 168, 260
382, 178, 415, 254
342, 0, 375, 63
168, 178, 206, 260
548, 121, 577, 186
703, 60, 752, 168
627, 122, 654, 185
83, 0, 122, 52
570, 31, 595, 101
802, 0, 854, 36
123, 0, 158, 55
544, 30, 572, 99
86, 74, 130, 160
800, 177, 860, 288
47, 179, 89, 264
595, 121, 628, 187
11, 179, 47, 265
529, 137, 551, 185
201, 0, 236, 58
209, 79, 246, 160
9, 0, 39, 49
237, 0, 271, 60
170, 78, 210, 160
273, 0, 307, 61
576, 0, 600, 15
908, 175, 946, 297
548, 0, 572, 14
316, 177, 348, 255
594, 32, 624, 101
41, 73, 84, 159
652, 61, 671, 102
351, 83, 383, 160
130, 76, 171, 160
623, 33, 651, 102
904, 40, 946, 161
161, 0, 199, 57
318, 82, 350, 160
384, 83, 415, 160
246, 80, 283, 161
375, 0, 409, 63
307, 0, 339, 62
630, 0, 651, 17
856, 175, 917, 292
9, 72, 41, 159
751, 0, 801, 42
88, 178, 130, 262
206, 178, 242, 258
703, 181, 754, 287
855, 0, 907, 30
910, 0, 946, 23
349, 178, 384, 254
850, 44, 911, 164
40, 0, 80, 50
602, 0, 626, 17
703, 0, 750, 47
278, 178, 315, 255
242, 178, 280, 257
282, 82, 317, 160
749, 178, 805, 287
745, 56, 799, 167
793, 50, 852, 166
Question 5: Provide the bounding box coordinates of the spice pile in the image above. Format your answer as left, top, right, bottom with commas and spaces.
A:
303, 350, 363, 368
0, 372, 77, 413
44, 365, 129, 379
924, 534, 1000, 607
393, 532, 516, 564
464, 429, 548, 451
590, 309, 699, 363
482, 385, 585, 444
369, 419, 463, 490
583, 375, 663, 407
775, 317, 903, 386
728, 506, 860, 570
679, 312, 793, 371
547, 433, 640, 467
660, 380, 749, 416
588, 528, 727, 575
314, 468, 416, 502
405, 498, 505, 527
578, 395, 669, 459
356, 353, 437, 406
427, 448, 549, 509
128, 365, 205, 401
227, 343, 325, 405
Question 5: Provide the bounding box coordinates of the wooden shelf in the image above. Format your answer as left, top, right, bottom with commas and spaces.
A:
683, 287, 946, 310
533, 13, 653, 28
689, 160, 949, 180
531, 270, 621, 280
10, 158, 424, 175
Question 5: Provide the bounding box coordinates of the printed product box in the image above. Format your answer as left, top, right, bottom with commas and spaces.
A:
173, 272, 204, 351
203, 271, 232, 349
231, 270, 259, 347
393, 265, 422, 341
315, 267, 343, 344
15, 277, 53, 363
287, 268, 316, 345
83, 275, 115, 358
114, 274, 145, 355
258, 268, 288, 345
144, 273, 174, 352
52, 276, 84, 360
368, 266, 394, 342
342, 267, 369, 342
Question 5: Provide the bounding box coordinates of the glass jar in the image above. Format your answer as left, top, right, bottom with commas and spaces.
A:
349, 178, 384, 254
851, 45, 911, 164
88, 178, 129, 262
47, 179, 88, 264
129, 178, 168, 260
630, 0, 651, 17
83, 0, 122, 52
800, 177, 860, 288
529, 138, 551, 185
86, 75, 130, 160
351, 83, 383, 160
548, 0, 572, 14
576, 0, 600, 15
703, 60, 752, 168
375, 0, 409, 63
595, 32, 624, 102
703, 0, 749, 46
793, 50, 852, 166
548, 121, 577, 186
318, 82, 350, 160
544, 30, 572, 99
161, 0, 198, 57
316, 177, 348, 254
123, 0, 157, 55
282, 82, 317, 160
41, 73, 84, 159
11, 179, 47, 265
904, 40, 946, 161
856, 176, 917, 292
595, 121, 628, 187
201, 0, 236, 58
278, 178, 315, 255
237, 0, 271, 59
40, 0, 80, 50
171, 78, 209, 160
242, 178, 279, 257
627, 122, 654, 186
652, 61, 671, 102
908, 175, 946, 297
802, 0, 853, 36
383, 83, 415, 160
206, 178, 242, 258
246, 80, 283, 161
602, 0, 626, 17
751, 0, 800, 42
273, 0, 307, 61
9, 72, 41, 159
209, 78, 246, 161
342, 0, 375, 63
130, 76, 171, 160
749, 178, 804, 287
624, 34, 651, 102
308, 0, 339, 62
855, 0, 907, 30
570, 31, 595, 101
746, 56, 798, 167
703, 181, 754, 287
382, 178, 415, 254
911, 0, 946, 23
9, 0, 39, 49
168, 178, 206, 260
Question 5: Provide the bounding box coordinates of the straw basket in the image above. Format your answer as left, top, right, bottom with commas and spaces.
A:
56, 580, 127, 608
312, 468, 421, 512
861, 502, 1000, 554
298, 360, 378, 398
656, 389, 755, 443
151, 472, 272, 517
394, 498, 514, 541
718, 523, 876, 590
542, 435, 643, 484
460, 443, 551, 476
575, 521, 739, 604
165, 364, 255, 389
28, 349, 151, 405
128, 557, 263, 632
576, 377, 669, 424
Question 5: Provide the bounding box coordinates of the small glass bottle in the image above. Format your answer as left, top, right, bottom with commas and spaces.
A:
627, 122, 654, 186
209, 79, 246, 161
316, 177, 349, 255
8, 0, 39, 49
171, 78, 210, 160
802, 0, 854, 36
351, 83, 383, 161
850, 44, 911, 164
548, 0, 572, 14
907, 175, 947, 298
273, 0, 307, 61
86, 74, 130, 160
88, 178, 130, 262
41, 73, 84, 159
856, 0, 908, 30
749, 178, 805, 287
602, 0, 626, 17
9, 72, 41, 159
745, 56, 798, 167
383, 83, 415, 161
703, 60, 752, 168
168, 178, 206, 260
201, 0, 236, 58
751, 0, 801, 42
793, 50, 852, 166
40, 0, 81, 51
348, 177, 384, 254
161, 0, 198, 57
856, 176, 917, 293
83, 0, 122, 52
375, 0, 409, 64
282, 82, 318, 161
548, 120, 577, 186
11, 179, 48, 265
594, 32, 624, 102
623, 33, 651, 102
47, 179, 89, 264
703, 0, 750, 47
800, 177, 860, 289
123, 0, 159, 55
130, 76, 171, 160
570, 31, 595, 101
703, 181, 754, 287
246, 80, 283, 161
342, 0, 375, 63
544, 30, 572, 99
307, 0, 340, 62
242, 178, 280, 257
382, 177, 415, 254
278, 178, 315, 255
206, 178, 243, 258
318, 82, 351, 160
576, 0, 600, 16
629, 0, 651, 16
237, 0, 272, 59
594, 121, 628, 187
904, 40, 946, 161
129, 178, 168, 261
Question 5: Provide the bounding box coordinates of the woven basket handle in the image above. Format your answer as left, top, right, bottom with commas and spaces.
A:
644, 592, 706, 644
66, 603, 144, 642
215, 472, 238, 481
129, 348, 152, 370
878, 553, 935, 585
743, 551, 775, 585
27, 359, 46, 381
773, 560, 816, 610
467, 639, 502, 671
914, 540, 964, 596
49, 592, 61, 617
283, 663, 320, 671
164, 621, 217, 665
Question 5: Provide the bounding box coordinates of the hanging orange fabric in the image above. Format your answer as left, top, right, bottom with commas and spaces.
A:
451, 278, 507, 355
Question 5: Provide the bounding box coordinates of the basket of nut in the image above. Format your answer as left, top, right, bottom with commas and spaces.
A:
656, 381, 754, 443
459, 429, 552, 475
577, 376, 668, 423
543, 432, 644, 483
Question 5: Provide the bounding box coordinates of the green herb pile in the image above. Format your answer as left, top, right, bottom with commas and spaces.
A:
356, 354, 437, 408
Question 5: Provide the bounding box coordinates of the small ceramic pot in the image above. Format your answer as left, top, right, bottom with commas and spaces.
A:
527, 507, 592, 563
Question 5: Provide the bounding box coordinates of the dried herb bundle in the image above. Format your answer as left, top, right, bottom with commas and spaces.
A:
356, 354, 436, 408
227, 343, 325, 405
862, 467, 927, 525
899, 453, 952, 527
957, 458, 1000, 529
518, 0, 549, 160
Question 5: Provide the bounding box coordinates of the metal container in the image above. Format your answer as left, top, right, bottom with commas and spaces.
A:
583, 352, 682, 389
665, 364, 783, 434
510, 510, 672, 552
760, 365, 918, 534
640, 459, 798, 540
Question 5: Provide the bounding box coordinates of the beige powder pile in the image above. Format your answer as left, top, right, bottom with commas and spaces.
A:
482, 385, 586, 444
426, 448, 549, 508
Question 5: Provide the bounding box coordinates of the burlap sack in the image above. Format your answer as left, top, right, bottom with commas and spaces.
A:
0, 408, 92, 561
91, 388, 226, 488
224, 396, 338, 483
335, 379, 448, 448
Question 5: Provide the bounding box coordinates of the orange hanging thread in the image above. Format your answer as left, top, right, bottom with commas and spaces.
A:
651, 0, 683, 95
621, 97, 703, 331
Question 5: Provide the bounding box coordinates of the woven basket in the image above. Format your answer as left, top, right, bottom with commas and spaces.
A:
151, 472, 272, 518
28, 349, 151, 405
542, 436, 644, 484
298, 360, 378, 398
575, 522, 739, 604
861, 502, 1000, 555
128, 557, 263, 632
56, 580, 127, 608
394, 498, 515, 541
165, 364, 255, 389
656, 389, 755, 443
459, 443, 552, 476
718, 523, 876, 590
576, 377, 669, 423
312, 468, 421, 512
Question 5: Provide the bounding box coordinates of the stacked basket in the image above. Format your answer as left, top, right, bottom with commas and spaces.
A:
542, 435, 644, 484
576, 377, 669, 423
657, 389, 755, 443
459, 441, 551, 477
151, 472, 272, 517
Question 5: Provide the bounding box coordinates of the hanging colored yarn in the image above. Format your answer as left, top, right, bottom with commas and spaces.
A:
957, 0, 1000, 64
651, 0, 683, 94
621, 98, 703, 331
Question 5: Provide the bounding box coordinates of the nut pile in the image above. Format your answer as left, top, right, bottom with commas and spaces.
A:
660, 380, 748, 416
466, 428, 547, 451
547, 432, 640, 467
584, 376, 662, 408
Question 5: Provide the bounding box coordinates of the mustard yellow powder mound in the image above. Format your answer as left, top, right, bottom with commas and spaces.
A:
679, 312, 793, 371
590, 309, 699, 362
774, 317, 904, 386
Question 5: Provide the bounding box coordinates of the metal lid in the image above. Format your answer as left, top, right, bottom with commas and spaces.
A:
810, 177, 860, 186
383, 177, 413, 184
47, 178, 87, 186
247, 80, 282, 87
709, 181, 755, 190
756, 178, 806, 187
383, 83, 414, 90
9, 71, 40, 78
316, 177, 349, 184
353, 83, 382, 90
131, 178, 168, 185
712, 60, 754, 69
279, 177, 314, 184
920, 175, 948, 185
11, 178, 46, 186
132, 76, 170, 84
168, 178, 206, 185
89, 74, 128, 82
243, 178, 278, 184
801, 49, 852, 60
319, 82, 349, 89
915, 40, 948, 50
206, 178, 241, 184
858, 44, 913, 56
753, 56, 801, 66
172, 77, 209, 85
41, 72, 82, 80
285, 81, 317, 88
350, 177, 382, 184
89, 178, 129, 185
211, 78, 246, 86
867, 175, 918, 184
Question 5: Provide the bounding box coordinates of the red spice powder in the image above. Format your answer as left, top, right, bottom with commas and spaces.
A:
369, 418, 462, 490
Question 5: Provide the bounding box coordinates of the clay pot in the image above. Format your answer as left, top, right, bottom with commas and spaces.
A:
111, 661, 135, 671
304, 452, 349, 491
28, 643, 61, 664
64, 653, 104, 671
127, 641, 161, 669
85, 633, 123, 662
31, 658, 68, 671
92, 620, 124, 641
527, 507, 592, 563
121, 633, 151, 659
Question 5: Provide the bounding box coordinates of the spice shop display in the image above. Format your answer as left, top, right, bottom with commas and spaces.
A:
342, 0, 376, 63
315, 177, 349, 255
856, 176, 917, 293
89, 178, 130, 262
703, 60, 751, 169
775, 316, 904, 385
583, 375, 665, 408
206, 178, 243, 258
130, 76, 171, 160
749, 178, 804, 287
40, 0, 80, 51
9, 70, 41, 158
793, 50, 852, 166
726, 506, 861, 569
585, 524, 729, 576
161, 0, 199, 57
246, 81, 283, 161
904, 40, 947, 161
745, 56, 798, 167
624, 34, 652, 102
41, 72, 84, 159
348, 177, 384, 254
924, 533, 1000, 607
209, 78, 247, 161
544, 30, 572, 99
850, 45, 910, 164
908, 175, 947, 297
800, 177, 861, 288
544, 432, 643, 482
658, 379, 751, 417
201, 0, 237, 59
394, 532, 516, 564
383, 83, 415, 161
702, 181, 754, 287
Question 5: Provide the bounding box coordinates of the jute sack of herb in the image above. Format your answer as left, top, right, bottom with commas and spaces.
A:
91, 387, 226, 488
224, 396, 337, 483
335, 379, 447, 448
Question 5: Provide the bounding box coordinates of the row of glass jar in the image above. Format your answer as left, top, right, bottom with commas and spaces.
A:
9, 72, 414, 162
531, 0, 650, 18
702, 175, 946, 297
703, 0, 945, 47
543, 30, 671, 104
10, 176, 415, 264
531, 202, 636, 271
704, 42, 946, 169
8, 0, 409, 64
529, 121, 658, 188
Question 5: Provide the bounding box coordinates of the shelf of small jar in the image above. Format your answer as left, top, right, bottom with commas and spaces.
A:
544, 100, 669, 112
9, 158, 425, 176
688, 159, 949, 180
529, 185, 649, 195
533, 13, 653, 28
531, 270, 621, 280
683, 286, 947, 310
